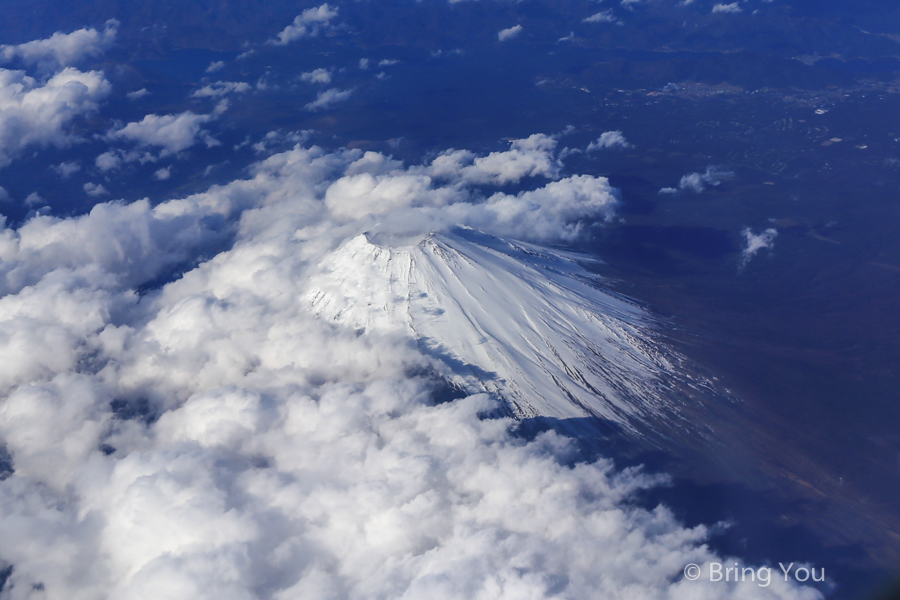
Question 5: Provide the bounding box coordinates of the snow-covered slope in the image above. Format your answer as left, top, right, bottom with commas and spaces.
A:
305, 228, 702, 432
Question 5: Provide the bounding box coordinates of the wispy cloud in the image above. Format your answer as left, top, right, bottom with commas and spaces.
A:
660, 165, 734, 194
741, 227, 778, 267
268, 4, 339, 45
304, 87, 353, 111
498, 25, 523, 42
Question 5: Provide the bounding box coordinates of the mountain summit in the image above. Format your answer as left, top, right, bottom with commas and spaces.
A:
306, 228, 708, 434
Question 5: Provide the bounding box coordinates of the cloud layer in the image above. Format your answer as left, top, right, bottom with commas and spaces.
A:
0, 136, 819, 600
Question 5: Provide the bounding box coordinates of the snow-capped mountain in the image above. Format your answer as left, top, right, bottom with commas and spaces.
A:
305, 228, 706, 434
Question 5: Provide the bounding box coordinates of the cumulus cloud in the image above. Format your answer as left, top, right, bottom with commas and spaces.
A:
153, 166, 172, 181
205, 60, 225, 73
51, 161, 81, 179
0, 67, 111, 168
427, 133, 562, 186
0, 20, 117, 72
95, 150, 123, 171
83, 182, 109, 197
299, 68, 332, 84
127, 88, 149, 100
0, 138, 821, 600
269, 4, 339, 45
587, 130, 632, 151
498, 25, 523, 42
741, 227, 778, 266
304, 88, 352, 111
190, 81, 251, 99
107, 110, 220, 156
712, 2, 743, 13
660, 165, 734, 194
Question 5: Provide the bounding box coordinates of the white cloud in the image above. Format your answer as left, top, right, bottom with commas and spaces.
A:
587, 130, 632, 151
712, 2, 743, 13
268, 4, 339, 45
498, 25, 523, 42
24, 192, 42, 206
0, 67, 111, 168
205, 60, 225, 73
661, 166, 734, 194
0, 25, 119, 170
51, 161, 81, 179
0, 187, 9, 202
154, 166, 172, 181
678, 172, 707, 192
584, 10, 617, 23
108, 111, 219, 156
435, 175, 620, 241
378, 59, 399, 67
304, 88, 352, 111
359, 58, 370, 70
427, 134, 561, 186
0, 138, 821, 600
127, 88, 149, 100
251, 129, 312, 154
83, 182, 109, 197
190, 81, 251, 99
0, 20, 118, 71
741, 227, 777, 266
299, 68, 332, 84
95, 150, 122, 171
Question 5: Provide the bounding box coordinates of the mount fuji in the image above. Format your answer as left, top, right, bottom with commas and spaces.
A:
305, 227, 714, 436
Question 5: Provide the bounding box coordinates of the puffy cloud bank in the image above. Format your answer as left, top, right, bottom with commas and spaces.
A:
0, 137, 818, 599
99, 105, 227, 169
0, 21, 117, 72
108, 111, 220, 155
0, 67, 111, 168
0, 25, 117, 169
